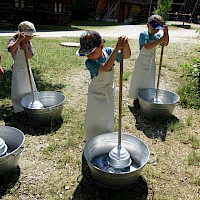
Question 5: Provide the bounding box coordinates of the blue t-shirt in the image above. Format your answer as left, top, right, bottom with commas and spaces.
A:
85, 47, 121, 79
139, 31, 162, 50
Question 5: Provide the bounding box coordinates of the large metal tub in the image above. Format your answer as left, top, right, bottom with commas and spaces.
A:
138, 88, 180, 120
21, 91, 66, 123
84, 132, 150, 188
0, 126, 24, 176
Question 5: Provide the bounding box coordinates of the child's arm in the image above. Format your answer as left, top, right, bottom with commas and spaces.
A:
21, 41, 33, 59
99, 36, 130, 72
8, 33, 33, 59
9, 33, 25, 53
143, 36, 165, 49
0, 54, 4, 74
144, 26, 169, 49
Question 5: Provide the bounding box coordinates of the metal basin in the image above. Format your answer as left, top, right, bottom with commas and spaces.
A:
21, 91, 66, 123
0, 126, 24, 176
84, 132, 150, 188
138, 88, 180, 120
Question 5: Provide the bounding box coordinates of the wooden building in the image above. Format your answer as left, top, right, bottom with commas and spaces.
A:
95, 0, 199, 24
95, 0, 150, 23
1, 0, 199, 27
0, 0, 71, 27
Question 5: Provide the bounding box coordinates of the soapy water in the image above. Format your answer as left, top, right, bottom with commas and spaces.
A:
91, 153, 140, 174
28, 100, 44, 109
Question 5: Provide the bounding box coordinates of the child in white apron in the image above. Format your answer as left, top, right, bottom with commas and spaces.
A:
76, 30, 131, 142
7, 21, 37, 114
0, 54, 4, 74
129, 15, 169, 108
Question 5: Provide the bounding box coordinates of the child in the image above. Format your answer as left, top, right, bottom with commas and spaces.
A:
7, 21, 37, 114
0, 54, 4, 74
76, 30, 131, 142
129, 15, 169, 108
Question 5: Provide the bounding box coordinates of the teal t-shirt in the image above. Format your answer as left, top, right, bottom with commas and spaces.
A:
139, 31, 162, 50
85, 47, 121, 79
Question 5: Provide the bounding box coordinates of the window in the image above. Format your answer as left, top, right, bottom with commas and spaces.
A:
15, 0, 25, 8
21, 0, 25, 8
54, 2, 62, 13
15, 0, 19, 7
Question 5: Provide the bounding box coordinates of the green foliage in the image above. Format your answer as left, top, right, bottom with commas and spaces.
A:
188, 135, 200, 149
167, 120, 185, 132
153, 0, 173, 21
178, 52, 200, 109
187, 150, 200, 166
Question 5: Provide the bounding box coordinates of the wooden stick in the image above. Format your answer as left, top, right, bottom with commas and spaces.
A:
118, 48, 123, 149
155, 45, 164, 97
24, 49, 35, 103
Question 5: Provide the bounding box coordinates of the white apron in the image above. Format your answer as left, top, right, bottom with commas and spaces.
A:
129, 43, 157, 99
84, 51, 115, 142
11, 46, 37, 113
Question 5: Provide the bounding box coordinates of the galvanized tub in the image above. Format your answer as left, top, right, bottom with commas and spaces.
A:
21, 91, 66, 123
138, 88, 180, 120
83, 132, 150, 188
0, 126, 24, 176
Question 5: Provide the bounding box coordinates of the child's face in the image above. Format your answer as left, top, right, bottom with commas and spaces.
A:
147, 24, 159, 34
86, 43, 103, 60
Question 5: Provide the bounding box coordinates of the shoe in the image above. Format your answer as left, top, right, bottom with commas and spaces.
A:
133, 99, 140, 108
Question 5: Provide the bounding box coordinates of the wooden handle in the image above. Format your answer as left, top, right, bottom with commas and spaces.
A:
24, 50, 35, 102
156, 45, 164, 96
118, 49, 123, 148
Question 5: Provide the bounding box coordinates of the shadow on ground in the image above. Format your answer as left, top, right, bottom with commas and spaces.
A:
0, 167, 21, 198
128, 105, 179, 141
1, 105, 63, 136
0, 68, 65, 136
0, 68, 65, 100
72, 155, 148, 200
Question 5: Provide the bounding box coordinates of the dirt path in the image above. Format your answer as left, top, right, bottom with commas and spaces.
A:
1, 22, 199, 44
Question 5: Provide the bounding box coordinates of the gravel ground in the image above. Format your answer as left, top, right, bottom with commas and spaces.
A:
1, 21, 199, 44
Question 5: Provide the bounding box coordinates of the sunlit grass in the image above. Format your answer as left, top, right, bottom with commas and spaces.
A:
187, 150, 200, 166
167, 120, 185, 132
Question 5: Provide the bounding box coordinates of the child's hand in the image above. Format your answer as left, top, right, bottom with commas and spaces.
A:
163, 25, 168, 34
18, 32, 26, 42
116, 36, 129, 50
0, 66, 4, 74
20, 40, 27, 50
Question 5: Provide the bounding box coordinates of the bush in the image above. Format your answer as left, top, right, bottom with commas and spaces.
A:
153, 0, 173, 21
178, 57, 200, 109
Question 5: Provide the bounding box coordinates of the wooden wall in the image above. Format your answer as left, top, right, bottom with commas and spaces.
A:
0, 0, 71, 27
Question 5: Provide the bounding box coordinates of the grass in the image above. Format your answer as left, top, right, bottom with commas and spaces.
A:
0, 26, 200, 199
177, 53, 200, 109
187, 150, 200, 166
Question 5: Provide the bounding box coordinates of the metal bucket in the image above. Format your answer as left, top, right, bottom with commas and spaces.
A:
83, 132, 150, 188
21, 91, 66, 123
0, 126, 24, 176
138, 88, 180, 120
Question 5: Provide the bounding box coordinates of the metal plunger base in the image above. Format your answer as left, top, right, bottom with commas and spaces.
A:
107, 145, 132, 169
